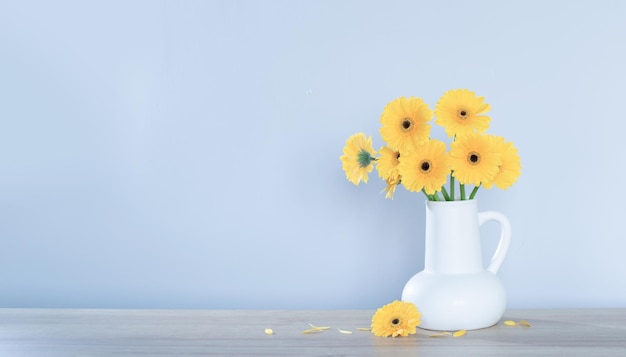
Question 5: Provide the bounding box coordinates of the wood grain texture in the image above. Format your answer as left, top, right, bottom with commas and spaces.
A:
0, 309, 625, 356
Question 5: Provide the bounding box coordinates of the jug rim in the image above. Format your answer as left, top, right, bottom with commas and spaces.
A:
425, 198, 477, 206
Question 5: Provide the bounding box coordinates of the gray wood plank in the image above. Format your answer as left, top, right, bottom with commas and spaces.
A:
0, 309, 625, 356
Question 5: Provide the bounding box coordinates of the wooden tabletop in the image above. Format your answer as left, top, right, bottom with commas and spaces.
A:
0, 308, 625, 356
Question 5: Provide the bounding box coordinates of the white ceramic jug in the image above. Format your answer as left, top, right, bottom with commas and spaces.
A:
401, 199, 511, 331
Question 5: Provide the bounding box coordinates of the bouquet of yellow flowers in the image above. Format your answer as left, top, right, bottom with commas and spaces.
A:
340, 89, 521, 201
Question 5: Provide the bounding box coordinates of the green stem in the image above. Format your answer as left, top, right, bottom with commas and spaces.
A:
449, 174, 455, 201
469, 185, 481, 200
422, 189, 433, 201
460, 184, 466, 200
440, 186, 450, 201
432, 192, 441, 201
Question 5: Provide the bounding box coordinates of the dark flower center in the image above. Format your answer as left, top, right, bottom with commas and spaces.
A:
391, 318, 400, 326
357, 149, 374, 168
468, 151, 480, 165
420, 160, 432, 173
401, 118, 413, 131
458, 109, 469, 119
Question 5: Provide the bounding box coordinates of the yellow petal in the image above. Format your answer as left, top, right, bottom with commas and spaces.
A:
308, 323, 331, 331
452, 330, 467, 337
302, 328, 323, 334
264, 328, 274, 335
429, 331, 452, 338
519, 320, 532, 327
337, 328, 353, 334
503, 320, 517, 326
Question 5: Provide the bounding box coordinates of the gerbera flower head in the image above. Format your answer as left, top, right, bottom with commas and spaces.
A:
340, 133, 376, 186
482, 135, 522, 190
398, 139, 449, 195
376, 147, 402, 199
376, 146, 401, 180
435, 89, 491, 138
379, 96, 433, 152
449, 133, 502, 186
371, 300, 421, 338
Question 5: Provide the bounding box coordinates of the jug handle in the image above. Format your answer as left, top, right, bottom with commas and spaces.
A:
478, 211, 511, 274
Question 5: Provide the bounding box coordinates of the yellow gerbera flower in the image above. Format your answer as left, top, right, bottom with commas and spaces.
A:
435, 89, 491, 138
379, 97, 433, 152
376, 147, 402, 199
376, 146, 400, 181
371, 300, 421, 338
340, 133, 376, 185
482, 136, 521, 190
397, 139, 449, 195
449, 133, 502, 186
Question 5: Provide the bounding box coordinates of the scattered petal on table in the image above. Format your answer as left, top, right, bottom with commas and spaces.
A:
337, 328, 353, 334
503, 320, 517, 326
308, 323, 331, 331
518, 320, 532, 327
429, 331, 452, 338
264, 328, 274, 335
356, 327, 371, 331
302, 328, 323, 334
452, 330, 467, 337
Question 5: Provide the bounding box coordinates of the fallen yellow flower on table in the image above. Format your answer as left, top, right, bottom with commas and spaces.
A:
371, 300, 421, 337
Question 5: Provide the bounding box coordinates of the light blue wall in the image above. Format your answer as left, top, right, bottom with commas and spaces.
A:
1, 0, 625, 309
